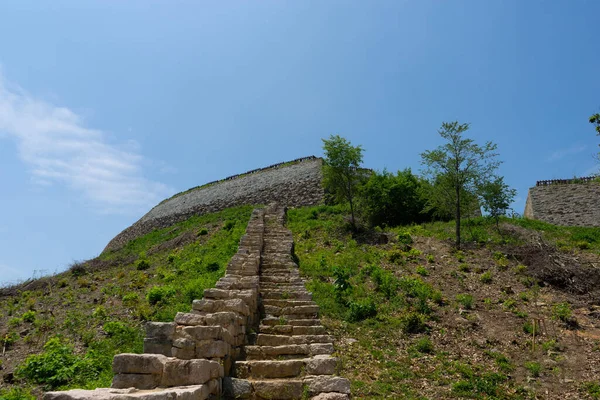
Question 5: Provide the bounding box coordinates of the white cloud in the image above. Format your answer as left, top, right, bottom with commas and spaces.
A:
0, 71, 173, 214
548, 143, 587, 162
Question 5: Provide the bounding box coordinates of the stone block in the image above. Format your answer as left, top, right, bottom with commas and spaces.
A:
195, 340, 230, 358
111, 373, 161, 390
223, 377, 252, 399
143, 338, 172, 357
160, 358, 221, 387
112, 353, 166, 375
306, 376, 351, 395
144, 322, 175, 339
306, 356, 337, 375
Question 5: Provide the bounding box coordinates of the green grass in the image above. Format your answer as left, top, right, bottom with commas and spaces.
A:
0, 205, 253, 395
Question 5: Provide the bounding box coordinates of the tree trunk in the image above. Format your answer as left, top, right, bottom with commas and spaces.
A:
455, 184, 461, 249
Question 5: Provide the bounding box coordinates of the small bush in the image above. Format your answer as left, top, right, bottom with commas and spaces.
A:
426, 254, 435, 263
524, 361, 541, 378
198, 228, 208, 236
22, 310, 36, 323
458, 263, 470, 272
397, 231, 413, 247
411, 337, 434, 354
69, 261, 87, 277
1, 332, 19, 348
456, 294, 474, 310
401, 312, 427, 334
122, 292, 139, 306
480, 271, 493, 284
8, 317, 22, 327
92, 306, 107, 320
167, 253, 178, 263
136, 259, 151, 271
346, 299, 377, 322
224, 220, 235, 231
206, 262, 220, 272
146, 286, 176, 305
552, 302, 574, 324
577, 241, 591, 250
415, 266, 429, 276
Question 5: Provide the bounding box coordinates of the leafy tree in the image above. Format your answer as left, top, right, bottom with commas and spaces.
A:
322, 135, 364, 229
590, 113, 600, 135
421, 121, 500, 248
360, 168, 433, 227
479, 176, 517, 230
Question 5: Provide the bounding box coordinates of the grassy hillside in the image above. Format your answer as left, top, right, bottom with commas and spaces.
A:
2, 203, 600, 399
0, 206, 253, 399
287, 205, 600, 399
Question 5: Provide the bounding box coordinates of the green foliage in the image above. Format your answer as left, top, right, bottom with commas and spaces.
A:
135, 259, 151, 271
15, 337, 100, 389
524, 361, 541, 377
583, 381, 600, 399
346, 299, 377, 322
479, 176, 516, 227
146, 286, 176, 305
322, 134, 364, 228
22, 310, 36, 323
198, 228, 208, 236
370, 266, 399, 299
420, 121, 501, 248
400, 312, 427, 334
456, 293, 474, 310
359, 169, 433, 227
480, 271, 493, 284
590, 112, 600, 135
552, 302, 573, 323
0, 387, 36, 400
410, 337, 434, 354
415, 265, 428, 277
397, 231, 413, 246
485, 351, 514, 373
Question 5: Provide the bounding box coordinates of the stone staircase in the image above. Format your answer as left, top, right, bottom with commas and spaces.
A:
227, 205, 350, 400
44, 204, 350, 400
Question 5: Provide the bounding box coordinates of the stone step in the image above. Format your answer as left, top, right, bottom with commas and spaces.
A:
235, 356, 337, 379
259, 284, 306, 291
262, 299, 315, 308
261, 290, 312, 300
259, 276, 304, 283
244, 343, 334, 360
256, 334, 334, 346
250, 378, 304, 400
239, 376, 351, 400
263, 304, 319, 318
261, 317, 322, 326
259, 325, 327, 335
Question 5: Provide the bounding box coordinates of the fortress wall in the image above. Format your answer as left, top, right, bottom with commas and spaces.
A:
103, 157, 324, 252
524, 183, 600, 227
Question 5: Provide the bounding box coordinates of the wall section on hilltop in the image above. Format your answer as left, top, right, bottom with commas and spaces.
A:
104, 158, 324, 252
524, 183, 600, 227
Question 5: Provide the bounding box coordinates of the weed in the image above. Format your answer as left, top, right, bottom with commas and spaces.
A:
22, 310, 36, 323
415, 265, 429, 276
146, 286, 176, 305
400, 312, 427, 334
480, 271, 493, 284
552, 302, 573, 323
458, 263, 470, 272
524, 361, 541, 377
198, 228, 208, 236
411, 337, 434, 354
426, 254, 435, 263
346, 299, 377, 322
135, 259, 151, 271
583, 382, 600, 399
456, 294, 474, 310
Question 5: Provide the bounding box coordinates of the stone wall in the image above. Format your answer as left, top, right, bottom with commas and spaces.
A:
524, 183, 600, 227
104, 157, 324, 253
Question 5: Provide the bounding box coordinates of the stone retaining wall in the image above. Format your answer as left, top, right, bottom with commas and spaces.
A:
104, 158, 324, 253
524, 183, 600, 227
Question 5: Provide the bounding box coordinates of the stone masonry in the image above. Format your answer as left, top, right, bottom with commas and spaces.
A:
104, 158, 324, 253
45, 205, 350, 400
524, 183, 600, 227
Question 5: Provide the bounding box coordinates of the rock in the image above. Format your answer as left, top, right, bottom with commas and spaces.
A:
311, 393, 350, 400
306, 376, 351, 394
223, 377, 252, 399
161, 359, 220, 387
306, 356, 337, 375
112, 354, 166, 375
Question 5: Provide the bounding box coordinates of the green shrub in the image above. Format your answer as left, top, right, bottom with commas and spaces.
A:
411, 337, 434, 354
146, 286, 176, 305
577, 240, 591, 250
0, 387, 36, 400
22, 310, 36, 323
206, 262, 220, 272
167, 253, 178, 263
400, 312, 427, 334
15, 337, 101, 389
346, 299, 377, 322
136, 259, 151, 271
458, 263, 470, 272
524, 361, 541, 377
223, 220, 235, 231
92, 306, 107, 320
456, 294, 474, 310
397, 231, 413, 246
8, 317, 22, 327
426, 254, 435, 263
1, 332, 19, 348
480, 271, 493, 284
122, 292, 139, 306
371, 266, 399, 299
415, 266, 429, 276
198, 228, 208, 236
552, 302, 573, 323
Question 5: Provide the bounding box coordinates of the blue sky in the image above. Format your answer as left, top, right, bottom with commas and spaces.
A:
1, 1, 599, 284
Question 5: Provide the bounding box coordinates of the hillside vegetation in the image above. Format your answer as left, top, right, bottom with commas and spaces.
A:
287, 205, 600, 399
2, 204, 600, 399
0, 206, 252, 399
